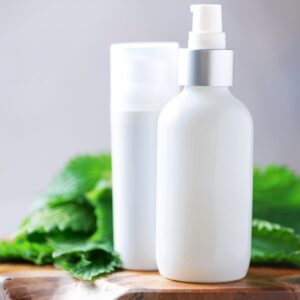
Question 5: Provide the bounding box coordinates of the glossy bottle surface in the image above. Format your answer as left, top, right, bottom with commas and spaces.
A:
156, 86, 253, 282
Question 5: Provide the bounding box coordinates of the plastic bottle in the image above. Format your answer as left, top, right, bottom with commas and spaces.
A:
110, 43, 179, 270
156, 5, 253, 282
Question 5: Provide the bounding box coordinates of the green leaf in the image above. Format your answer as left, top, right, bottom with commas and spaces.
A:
19, 202, 97, 235
39, 154, 112, 205
49, 234, 113, 257
253, 165, 300, 233
86, 180, 113, 243
0, 153, 118, 280
50, 236, 121, 280
55, 251, 120, 281
252, 219, 300, 267
0, 238, 53, 265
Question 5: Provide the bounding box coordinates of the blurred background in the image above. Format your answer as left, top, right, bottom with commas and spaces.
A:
0, 0, 299, 236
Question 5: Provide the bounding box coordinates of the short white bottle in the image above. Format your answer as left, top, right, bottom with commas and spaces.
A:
156, 5, 253, 283
111, 43, 179, 270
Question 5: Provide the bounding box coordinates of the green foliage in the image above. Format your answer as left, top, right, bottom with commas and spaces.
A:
0, 153, 118, 280
51, 236, 121, 280
86, 180, 113, 243
1, 155, 300, 280
19, 202, 97, 235
252, 219, 300, 267
0, 238, 53, 265
253, 165, 300, 233
54, 251, 120, 281
39, 154, 112, 205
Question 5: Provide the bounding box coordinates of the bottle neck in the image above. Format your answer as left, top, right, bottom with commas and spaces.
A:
182, 86, 231, 97
183, 86, 229, 92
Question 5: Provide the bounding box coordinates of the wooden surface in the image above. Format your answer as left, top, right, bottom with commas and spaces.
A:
0, 264, 300, 300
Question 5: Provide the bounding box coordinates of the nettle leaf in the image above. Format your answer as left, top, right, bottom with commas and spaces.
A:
252, 219, 300, 267
0, 153, 118, 280
50, 236, 121, 280
55, 251, 121, 281
39, 154, 112, 205
86, 180, 113, 243
0, 238, 53, 265
49, 235, 113, 257
254, 165, 300, 192
19, 202, 97, 235
253, 165, 300, 233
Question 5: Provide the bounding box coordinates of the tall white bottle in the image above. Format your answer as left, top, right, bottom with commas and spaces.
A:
111, 43, 179, 270
156, 5, 253, 282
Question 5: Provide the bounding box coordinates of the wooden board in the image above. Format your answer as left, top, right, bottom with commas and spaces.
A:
0, 264, 300, 299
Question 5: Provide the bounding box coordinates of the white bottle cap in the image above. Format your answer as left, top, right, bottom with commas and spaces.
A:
188, 4, 226, 49
111, 43, 179, 110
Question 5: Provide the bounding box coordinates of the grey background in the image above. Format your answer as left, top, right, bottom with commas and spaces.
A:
0, 0, 299, 236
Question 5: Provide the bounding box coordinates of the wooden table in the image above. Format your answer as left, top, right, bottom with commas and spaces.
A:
0, 264, 300, 299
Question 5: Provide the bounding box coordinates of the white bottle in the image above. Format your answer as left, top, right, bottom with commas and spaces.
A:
111, 43, 179, 270
156, 5, 253, 282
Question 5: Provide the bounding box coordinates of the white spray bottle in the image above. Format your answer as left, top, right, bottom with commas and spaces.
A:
156, 5, 253, 282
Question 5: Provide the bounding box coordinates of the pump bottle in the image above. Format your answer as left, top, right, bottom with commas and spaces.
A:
156, 5, 253, 282
111, 43, 179, 270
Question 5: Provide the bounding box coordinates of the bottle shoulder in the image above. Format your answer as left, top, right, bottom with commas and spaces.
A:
159, 88, 253, 127
229, 93, 253, 125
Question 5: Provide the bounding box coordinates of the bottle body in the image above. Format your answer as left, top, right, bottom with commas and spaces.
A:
156, 87, 253, 282
111, 108, 159, 270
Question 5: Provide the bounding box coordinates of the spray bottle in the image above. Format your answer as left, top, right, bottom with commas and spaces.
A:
156, 5, 253, 282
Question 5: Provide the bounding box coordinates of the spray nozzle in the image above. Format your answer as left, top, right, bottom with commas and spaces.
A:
191, 5, 222, 33
188, 4, 226, 50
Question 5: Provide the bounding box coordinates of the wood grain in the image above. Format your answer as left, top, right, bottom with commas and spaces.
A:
0, 264, 299, 299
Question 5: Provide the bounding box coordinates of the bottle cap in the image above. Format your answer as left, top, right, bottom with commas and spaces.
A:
179, 4, 233, 86
111, 43, 179, 110
189, 4, 226, 50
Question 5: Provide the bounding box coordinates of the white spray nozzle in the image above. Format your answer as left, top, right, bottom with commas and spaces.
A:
191, 4, 222, 33
188, 4, 226, 50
